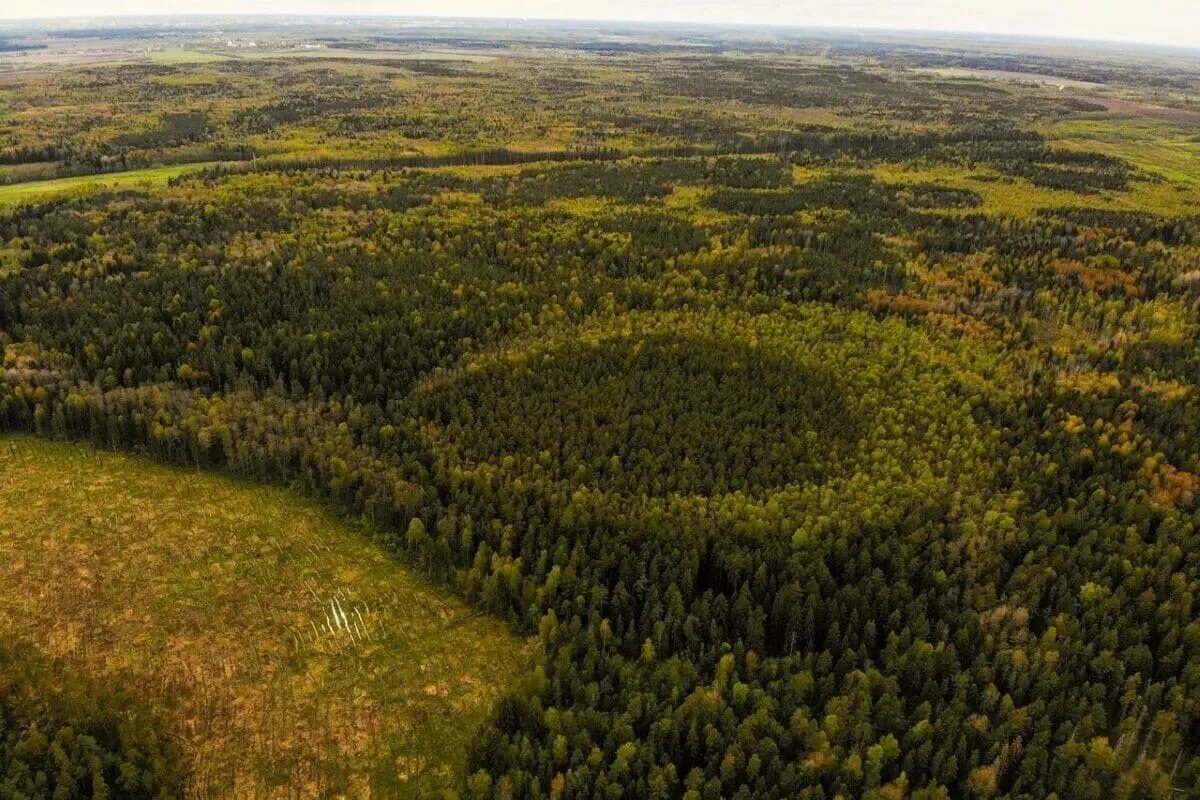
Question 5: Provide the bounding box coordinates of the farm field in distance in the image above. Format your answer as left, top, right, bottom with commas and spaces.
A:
0, 14, 1199, 800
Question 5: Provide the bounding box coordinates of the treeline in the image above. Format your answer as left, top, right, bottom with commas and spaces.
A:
0, 143, 256, 173
181, 127, 1132, 195
184, 145, 751, 180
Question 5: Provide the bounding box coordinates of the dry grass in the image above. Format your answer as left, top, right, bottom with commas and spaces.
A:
0, 436, 532, 799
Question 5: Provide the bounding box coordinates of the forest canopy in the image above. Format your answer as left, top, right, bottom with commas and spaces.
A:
1, 20, 1200, 800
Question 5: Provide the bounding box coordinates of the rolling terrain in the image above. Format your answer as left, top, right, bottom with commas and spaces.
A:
0, 18, 1199, 800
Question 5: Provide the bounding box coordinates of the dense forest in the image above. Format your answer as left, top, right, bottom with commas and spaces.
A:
2, 21, 1200, 799
0, 642, 181, 798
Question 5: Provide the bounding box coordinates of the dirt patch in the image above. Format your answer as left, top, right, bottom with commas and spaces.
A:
1086, 96, 1200, 126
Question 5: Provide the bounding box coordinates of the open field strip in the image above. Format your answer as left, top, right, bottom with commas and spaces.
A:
0, 163, 219, 207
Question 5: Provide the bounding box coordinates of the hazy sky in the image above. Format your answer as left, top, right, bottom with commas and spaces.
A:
2, 1, 1198, 49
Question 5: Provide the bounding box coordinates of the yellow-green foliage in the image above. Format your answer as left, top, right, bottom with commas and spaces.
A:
0, 437, 531, 799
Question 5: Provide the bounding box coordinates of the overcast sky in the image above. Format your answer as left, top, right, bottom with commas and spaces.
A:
2, 1, 1198, 49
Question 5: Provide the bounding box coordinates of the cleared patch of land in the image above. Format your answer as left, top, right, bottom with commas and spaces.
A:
919, 66, 1104, 90
0, 436, 531, 799
1079, 96, 1200, 126
0, 163, 217, 206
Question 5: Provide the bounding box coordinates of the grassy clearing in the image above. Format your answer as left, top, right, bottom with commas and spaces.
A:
0, 163, 214, 207
0, 436, 531, 799
793, 162, 1085, 217
863, 161, 1199, 218
1044, 117, 1200, 188
787, 117, 1200, 218
146, 50, 230, 65
912, 65, 1105, 90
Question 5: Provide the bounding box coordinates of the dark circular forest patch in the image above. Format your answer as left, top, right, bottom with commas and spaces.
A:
416, 333, 859, 496
411, 308, 1008, 516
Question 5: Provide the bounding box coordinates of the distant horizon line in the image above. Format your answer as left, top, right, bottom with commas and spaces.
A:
1, 12, 1198, 55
